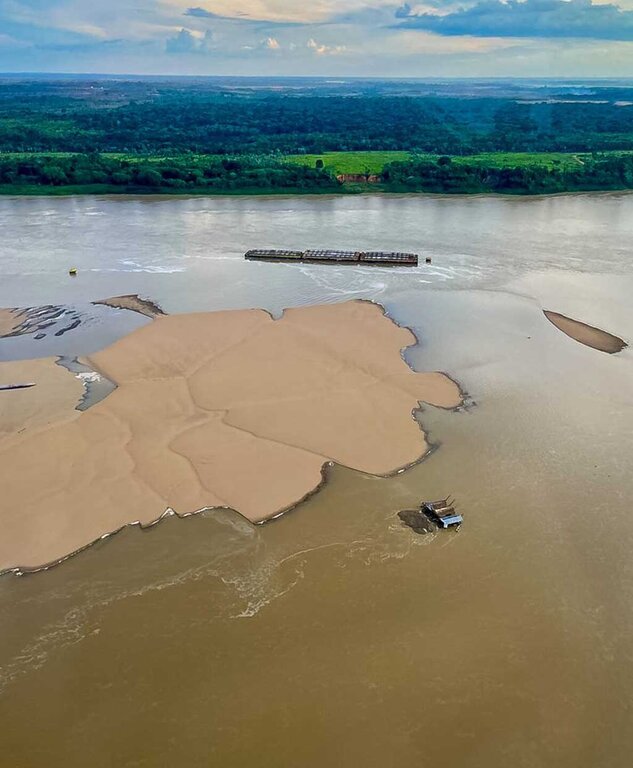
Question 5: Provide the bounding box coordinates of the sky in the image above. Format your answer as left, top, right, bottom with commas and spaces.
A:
0, 0, 632, 77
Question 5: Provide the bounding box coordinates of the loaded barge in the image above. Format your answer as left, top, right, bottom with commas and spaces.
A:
245, 249, 419, 266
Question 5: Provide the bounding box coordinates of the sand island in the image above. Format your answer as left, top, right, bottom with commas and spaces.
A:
93, 294, 165, 319
0, 300, 461, 573
0, 308, 27, 338
544, 310, 628, 354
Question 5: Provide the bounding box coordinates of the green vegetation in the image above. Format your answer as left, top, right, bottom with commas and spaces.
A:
3, 78, 633, 156
382, 154, 633, 194
0, 154, 340, 195
1, 78, 633, 195
3, 150, 633, 195
285, 152, 410, 175
285, 150, 610, 175
454, 152, 585, 171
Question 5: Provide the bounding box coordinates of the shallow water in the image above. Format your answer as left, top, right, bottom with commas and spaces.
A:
0, 193, 632, 767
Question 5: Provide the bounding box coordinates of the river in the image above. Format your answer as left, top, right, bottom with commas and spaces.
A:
1, 192, 632, 767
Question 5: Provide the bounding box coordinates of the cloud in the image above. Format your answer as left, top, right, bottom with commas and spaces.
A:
0, 0, 632, 75
307, 37, 347, 54
185, 7, 220, 19
395, 3, 413, 18
183, 3, 304, 26
395, 0, 633, 41
166, 28, 214, 53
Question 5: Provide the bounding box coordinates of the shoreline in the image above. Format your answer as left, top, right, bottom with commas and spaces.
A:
0, 299, 464, 575
2, 187, 633, 200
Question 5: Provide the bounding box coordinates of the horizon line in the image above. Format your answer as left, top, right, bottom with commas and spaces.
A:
1, 72, 633, 82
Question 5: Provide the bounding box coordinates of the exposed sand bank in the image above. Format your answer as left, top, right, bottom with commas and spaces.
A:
0, 304, 86, 342
0, 308, 25, 338
0, 358, 85, 441
544, 310, 627, 354
0, 300, 461, 573
93, 294, 165, 319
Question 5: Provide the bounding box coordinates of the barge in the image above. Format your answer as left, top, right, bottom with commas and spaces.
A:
245, 249, 418, 266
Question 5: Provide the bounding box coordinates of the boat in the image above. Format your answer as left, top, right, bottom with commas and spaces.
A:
244, 248, 419, 267
421, 497, 463, 529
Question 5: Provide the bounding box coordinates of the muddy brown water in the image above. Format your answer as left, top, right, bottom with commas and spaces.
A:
0, 193, 632, 767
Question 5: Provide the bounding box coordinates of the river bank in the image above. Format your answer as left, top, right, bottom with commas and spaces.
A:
3, 148, 633, 197
3, 182, 633, 198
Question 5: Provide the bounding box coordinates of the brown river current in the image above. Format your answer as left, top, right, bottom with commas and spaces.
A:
0, 193, 632, 767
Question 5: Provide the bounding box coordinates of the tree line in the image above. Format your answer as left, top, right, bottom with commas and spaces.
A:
1, 82, 632, 156
3, 152, 633, 195
0, 154, 340, 192
382, 154, 633, 194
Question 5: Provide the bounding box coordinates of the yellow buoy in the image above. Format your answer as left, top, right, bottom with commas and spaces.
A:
69, 268, 77, 276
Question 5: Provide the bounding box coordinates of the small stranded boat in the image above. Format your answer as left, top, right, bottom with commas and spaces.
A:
421, 497, 463, 529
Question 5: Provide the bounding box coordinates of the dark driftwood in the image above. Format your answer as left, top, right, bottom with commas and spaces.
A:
0, 383, 36, 391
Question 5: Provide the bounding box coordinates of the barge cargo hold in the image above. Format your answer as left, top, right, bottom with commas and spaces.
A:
360, 252, 418, 265
304, 249, 359, 263
244, 249, 304, 261
245, 249, 419, 266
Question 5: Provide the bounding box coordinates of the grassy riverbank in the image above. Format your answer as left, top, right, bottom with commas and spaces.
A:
1, 150, 633, 196
284, 150, 596, 174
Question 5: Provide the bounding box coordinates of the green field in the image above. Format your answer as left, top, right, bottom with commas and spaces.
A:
455, 152, 586, 170
284, 150, 598, 175
1, 149, 627, 176
284, 152, 411, 175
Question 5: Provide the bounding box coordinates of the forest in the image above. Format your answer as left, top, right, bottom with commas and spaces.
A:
1, 77, 632, 194
382, 154, 633, 194
0, 153, 339, 194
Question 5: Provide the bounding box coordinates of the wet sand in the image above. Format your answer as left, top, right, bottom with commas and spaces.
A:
0, 308, 24, 337
0, 299, 460, 573
0, 357, 84, 441
93, 294, 165, 319
544, 310, 627, 354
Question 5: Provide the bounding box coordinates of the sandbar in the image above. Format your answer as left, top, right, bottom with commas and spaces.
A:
544, 310, 627, 354
93, 294, 165, 319
0, 308, 25, 338
0, 300, 462, 573
0, 357, 85, 441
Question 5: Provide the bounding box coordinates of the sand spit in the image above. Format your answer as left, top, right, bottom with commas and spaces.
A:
544, 310, 627, 354
93, 295, 165, 319
0, 308, 26, 337
0, 300, 461, 573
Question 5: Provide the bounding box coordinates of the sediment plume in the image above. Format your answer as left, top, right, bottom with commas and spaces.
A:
544, 310, 627, 354
0, 300, 461, 573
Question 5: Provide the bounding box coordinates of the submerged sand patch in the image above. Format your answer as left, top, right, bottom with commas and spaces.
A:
544, 310, 627, 354
0, 300, 461, 573
93, 295, 165, 319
